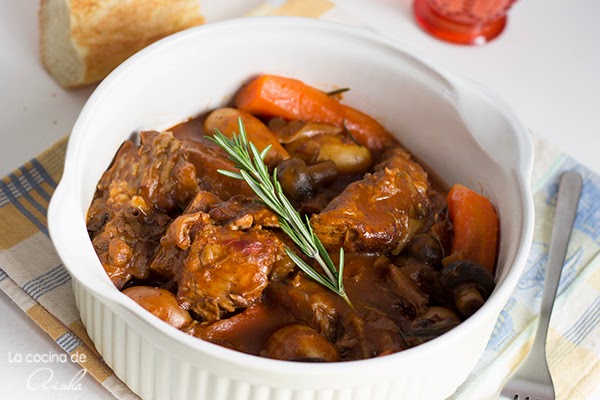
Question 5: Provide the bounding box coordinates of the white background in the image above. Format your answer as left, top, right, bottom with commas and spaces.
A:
1, 0, 599, 398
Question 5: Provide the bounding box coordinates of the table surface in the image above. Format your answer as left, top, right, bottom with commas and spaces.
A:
1, 0, 599, 398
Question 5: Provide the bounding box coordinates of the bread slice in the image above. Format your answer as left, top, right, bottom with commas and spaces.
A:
40, 0, 204, 88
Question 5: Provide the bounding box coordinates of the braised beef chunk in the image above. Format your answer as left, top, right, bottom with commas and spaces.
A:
336, 310, 405, 360
87, 141, 138, 233
387, 265, 429, 316
91, 210, 171, 289
310, 146, 434, 254
334, 254, 412, 359
184, 190, 224, 214
266, 274, 344, 341
87, 131, 199, 289
181, 137, 255, 200
137, 131, 200, 213
148, 201, 290, 322
176, 224, 285, 321
149, 195, 283, 279
372, 146, 413, 172
147, 187, 295, 321
149, 211, 212, 279
206, 196, 296, 280
343, 254, 416, 324
208, 195, 279, 230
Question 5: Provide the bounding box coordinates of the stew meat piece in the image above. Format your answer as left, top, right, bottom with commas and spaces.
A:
149, 193, 283, 278
87, 131, 199, 289
310, 146, 435, 254
177, 222, 286, 321
266, 274, 344, 341
207, 195, 279, 230
181, 137, 255, 200
149, 194, 290, 322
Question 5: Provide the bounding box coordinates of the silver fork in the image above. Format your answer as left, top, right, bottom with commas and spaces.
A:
499, 171, 582, 400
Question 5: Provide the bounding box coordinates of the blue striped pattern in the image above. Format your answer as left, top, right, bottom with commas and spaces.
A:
0, 157, 73, 303
0, 163, 53, 206
56, 332, 82, 354
553, 296, 600, 363
0, 159, 57, 236
30, 158, 57, 190
22, 264, 71, 300
0, 179, 48, 235
564, 296, 600, 346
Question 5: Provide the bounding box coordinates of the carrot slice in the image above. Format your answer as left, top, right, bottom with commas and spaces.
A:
235, 75, 344, 125
234, 75, 395, 151
341, 106, 394, 151
447, 184, 499, 273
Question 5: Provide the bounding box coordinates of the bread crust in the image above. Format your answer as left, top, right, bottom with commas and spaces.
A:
40, 0, 204, 88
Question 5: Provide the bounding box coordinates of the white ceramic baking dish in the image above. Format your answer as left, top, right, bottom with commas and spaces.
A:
48, 17, 534, 400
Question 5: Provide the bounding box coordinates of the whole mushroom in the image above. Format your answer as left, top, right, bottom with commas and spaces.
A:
434, 259, 495, 317
404, 233, 445, 267
123, 286, 193, 329
276, 157, 337, 201
405, 306, 461, 346
265, 324, 339, 362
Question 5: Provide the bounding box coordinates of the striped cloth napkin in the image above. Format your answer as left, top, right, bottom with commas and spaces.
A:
1, 1, 599, 399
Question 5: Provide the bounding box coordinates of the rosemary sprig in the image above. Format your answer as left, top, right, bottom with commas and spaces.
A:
207, 118, 351, 306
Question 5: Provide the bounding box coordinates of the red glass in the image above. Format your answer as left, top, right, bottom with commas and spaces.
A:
413, 0, 516, 45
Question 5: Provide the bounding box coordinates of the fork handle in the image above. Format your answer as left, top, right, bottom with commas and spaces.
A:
531, 171, 582, 352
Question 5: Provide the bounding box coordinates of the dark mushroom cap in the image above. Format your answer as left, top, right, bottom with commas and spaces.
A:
306, 160, 337, 186
437, 259, 495, 301
404, 233, 444, 267
405, 306, 461, 346
276, 157, 338, 201
276, 157, 316, 200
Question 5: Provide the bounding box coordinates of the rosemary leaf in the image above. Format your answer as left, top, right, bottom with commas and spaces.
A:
285, 249, 337, 293
259, 145, 272, 160
337, 247, 345, 290
217, 169, 244, 180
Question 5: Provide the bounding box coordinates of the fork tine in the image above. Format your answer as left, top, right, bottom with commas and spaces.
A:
497, 350, 555, 400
